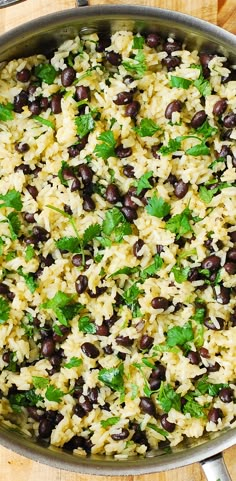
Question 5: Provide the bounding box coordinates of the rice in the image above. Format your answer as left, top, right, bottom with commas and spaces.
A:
0, 30, 235, 458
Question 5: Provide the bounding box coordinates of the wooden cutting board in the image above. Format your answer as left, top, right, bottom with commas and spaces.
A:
0, 1, 235, 480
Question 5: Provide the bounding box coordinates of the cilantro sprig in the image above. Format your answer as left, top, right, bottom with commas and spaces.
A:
133, 119, 160, 137
0, 189, 22, 211
98, 364, 124, 393
134, 171, 153, 195
41, 291, 83, 326
94, 131, 116, 160
102, 207, 132, 242
122, 51, 147, 78
157, 382, 181, 413
0, 102, 14, 122
34, 63, 57, 85
146, 194, 170, 218
165, 207, 193, 238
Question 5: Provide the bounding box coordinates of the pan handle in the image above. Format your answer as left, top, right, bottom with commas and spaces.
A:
201, 453, 232, 481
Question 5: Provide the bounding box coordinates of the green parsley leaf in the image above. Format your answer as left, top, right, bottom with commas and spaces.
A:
102, 207, 132, 242
33, 115, 55, 129
0, 296, 10, 324
83, 223, 101, 245
166, 321, 194, 347
94, 131, 116, 160
58, 161, 71, 186
134, 171, 153, 195
75, 113, 95, 138
34, 63, 57, 85
199, 186, 218, 204
0, 189, 22, 211
147, 423, 168, 437
146, 194, 170, 218
100, 416, 120, 428
157, 382, 181, 413
195, 120, 218, 139
140, 254, 163, 279
55, 236, 81, 253
170, 76, 192, 89
78, 315, 96, 334
7, 212, 21, 240
133, 118, 160, 137
171, 265, 190, 283
45, 385, 64, 403
64, 357, 83, 369
98, 364, 124, 392
183, 396, 205, 418
186, 143, 210, 156
0, 102, 14, 122
9, 389, 43, 412
193, 73, 211, 97
25, 245, 35, 262
122, 51, 147, 77
159, 138, 182, 156
17, 267, 37, 294
32, 376, 49, 390
132, 35, 145, 49
166, 207, 193, 238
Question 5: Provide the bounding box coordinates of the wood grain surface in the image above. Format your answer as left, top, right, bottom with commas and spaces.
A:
0, 1, 235, 480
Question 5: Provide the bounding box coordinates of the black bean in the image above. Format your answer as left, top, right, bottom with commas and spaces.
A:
223, 113, 236, 128
218, 145, 232, 158
15, 142, 29, 153
151, 297, 169, 310
73, 404, 86, 418
68, 145, 81, 158
63, 435, 86, 451
105, 184, 120, 204
29, 100, 41, 116
52, 327, 70, 344
190, 110, 207, 129
167, 173, 177, 186
39, 254, 54, 269
103, 344, 113, 355
199, 53, 214, 78
14, 163, 31, 174
40, 97, 49, 110
208, 408, 223, 424
16, 68, 31, 82
78, 164, 93, 185
96, 36, 111, 52
87, 286, 107, 298
113, 91, 133, 105
31, 166, 42, 178
227, 248, 236, 262
51, 93, 62, 114
116, 336, 134, 347
69, 178, 80, 192
41, 338, 55, 357
219, 387, 234, 403
204, 316, 225, 330
0, 283, 10, 295
38, 418, 53, 438
63, 205, 72, 216
139, 396, 156, 416
125, 101, 140, 118
123, 75, 135, 86
33, 225, 50, 242
75, 85, 91, 102
123, 193, 138, 210
50, 354, 62, 368
81, 342, 99, 358
27, 406, 44, 421
61, 166, 76, 181
224, 262, 236, 275
23, 212, 36, 223
82, 196, 95, 212
188, 268, 200, 282
160, 413, 176, 433
231, 310, 236, 327
200, 347, 210, 358
149, 378, 161, 390
72, 254, 89, 268
27, 84, 37, 95
214, 285, 230, 305
164, 40, 182, 54
229, 231, 236, 243
121, 206, 137, 222
140, 334, 154, 350
106, 51, 122, 66
201, 255, 221, 271
78, 396, 93, 413
75, 275, 88, 294
174, 180, 189, 199
26, 185, 38, 200
111, 429, 129, 440
61, 67, 76, 87
187, 350, 200, 365
151, 364, 166, 380
207, 362, 220, 373
87, 387, 99, 404
13, 90, 28, 113
165, 100, 183, 119
146, 33, 161, 48
213, 98, 228, 116
221, 128, 233, 141
133, 239, 144, 258
116, 145, 132, 159
162, 56, 181, 71
2, 351, 10, 363
96, 323, 109, 336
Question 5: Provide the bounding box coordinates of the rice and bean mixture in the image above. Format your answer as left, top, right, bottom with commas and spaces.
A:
0, 30, 235, 458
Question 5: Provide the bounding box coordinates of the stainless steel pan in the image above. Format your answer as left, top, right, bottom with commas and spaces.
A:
0, 2, 235, 479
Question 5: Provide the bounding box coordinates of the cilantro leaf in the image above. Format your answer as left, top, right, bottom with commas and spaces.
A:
122, 51, 147, 77
134, 171, 153, 195
159, 138, 182, 156
133, 119, 160, 137
199, 186, 218, 204
109, 266, 139, 278
17, 267, 37, 294
41, 291, 83, 326
193, 73, 211, 97
7, 212, 21, 240
0, 102, 14, 122
0, 189, 22, 211
83, 223, 101, 245
171, 265, 190, 283
166, 321, 194, 347
186, 143, 210, 156
195, 377, 229, 397
183, 396, 205, 418
94, 131, 116, 160
157, 382, 181, 413
191, 307, 205, 323
98, 364, 124, 392
140, 254, 163, 279
194, 324, 205, 348
75, 113, 95, 138
195, 120, 218, 139
32, 376, 49, 390
9, 389, 43, 412
122, 283, 141, 306
132, 35, 145, 49
33, 116, 55, 129
170, 76, 192, 89
0, 296, 10, 324
101, 416, 121, 428
25, 245, 35, 262
34, 63, 57, 85
58, 161, 70, 186
78, 315, 96, 334
45, 385, 64, 403
147, 423, 168, 437
64, 357, 83, 369
102, 207, 132, 242
146, 194, 170, 218
165, 207, 193, 238
56, 236, 81, 253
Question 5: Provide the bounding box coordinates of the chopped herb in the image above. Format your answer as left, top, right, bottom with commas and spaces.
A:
171, 265, 190, 283
134, 171, 153, 195
55, 236, 81, 253
208, 156, 225, 170
32, 376, 49, 390
0, 237, 5, 256
102, 207, 132, 242
146, 194, 170, 218
193, 72, 211, 97
131, 383, 138, 400
4, 351, 17, 372
157, 382, 181, 413
17, 267, 37, 294
170, 76, 192, 89
58, 161, 70, 186
199, 186, 218, 204
147, 423, 168, 437
95, 236, 112, 248
100, 416, 120, 428
195, 120, 218, 139
122, 283, 141, 307
186, 143, 210, 156
191, 307, 205, 323
0, 189, 22, 211
166, 207, 193, 238
94, 130, 116, 160
78, 315, 96, 334
153, 344, 180, 354
6, 251, 17, 261
166, 322, 194, 347
41, 291, 83, 326
83, 223, 101, 244
183, 396, 205, 418
0, 102, 14, 122
75, 112, 95, 138
133, 118, 160, 137
109, 266, 139, 278
34, 63, 57, 85
7, 212, 21, 240
0, 296, 10, 324
108, 168, 115, 183
194, 324, 205, 348
33, 116, 55, 129
122, 51, 147, 77
132, 35, 145, 49
195, 376, 229, 397
45, 385, 64, 403
159, 138, 182, 156
98, 364, 124, 392
25, 245, 35, 262
9, 389, 43, 412
140, 254, 163, 279
64, 357, 83, 369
